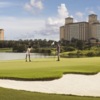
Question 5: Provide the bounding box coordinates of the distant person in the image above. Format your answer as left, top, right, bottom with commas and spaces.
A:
56, 43, 60, 61
26, 46, 31, 62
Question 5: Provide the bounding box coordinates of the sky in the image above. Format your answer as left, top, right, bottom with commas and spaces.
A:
0, 0, 100, 40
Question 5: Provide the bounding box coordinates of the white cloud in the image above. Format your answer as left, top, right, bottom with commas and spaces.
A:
22, 3, 70, 40
0, 16, 45, 40
86, 7, 95, 14
24, 3, 32, 11
40, 3, 70, 40
30, 0, 43, 10
1, 3, 70, 40
76, 12, 84, 18
46, 4, 69, 27
58, 4, 69, 18
46, 17, 61, 26
89, 10, 95, 14
24, 0, 43, 14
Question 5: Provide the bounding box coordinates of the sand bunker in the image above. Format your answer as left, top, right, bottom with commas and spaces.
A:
0, 73, 100, 97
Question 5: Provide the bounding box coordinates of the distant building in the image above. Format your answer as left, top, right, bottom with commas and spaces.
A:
0, 29, 4, 40
60, 14, 100, 41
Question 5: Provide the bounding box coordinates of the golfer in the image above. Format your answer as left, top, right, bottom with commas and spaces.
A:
26, 46, 31, 62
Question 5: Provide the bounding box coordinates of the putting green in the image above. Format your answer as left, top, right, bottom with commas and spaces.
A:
0, 57, 100, 80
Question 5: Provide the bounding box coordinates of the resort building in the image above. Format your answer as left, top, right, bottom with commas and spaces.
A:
60, 14, 100, 41
0, 29, 4, 40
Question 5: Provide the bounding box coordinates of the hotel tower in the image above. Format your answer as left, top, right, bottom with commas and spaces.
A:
60, 14, 100, 41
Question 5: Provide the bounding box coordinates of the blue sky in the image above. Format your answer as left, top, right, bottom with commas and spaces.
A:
0, 0, 100, 40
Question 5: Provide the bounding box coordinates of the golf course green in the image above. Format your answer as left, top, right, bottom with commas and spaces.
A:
0, 57, 100, 80
0, 57, 100, 100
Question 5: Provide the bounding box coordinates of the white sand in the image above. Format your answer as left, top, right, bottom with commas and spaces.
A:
0, 73, 100, 97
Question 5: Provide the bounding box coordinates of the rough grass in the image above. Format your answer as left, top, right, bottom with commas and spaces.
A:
0, 87, 100, 100
0, 57, 100, 80
0, 48, 12, 52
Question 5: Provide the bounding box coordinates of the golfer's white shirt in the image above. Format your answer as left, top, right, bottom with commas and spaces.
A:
26, 48, 31, 55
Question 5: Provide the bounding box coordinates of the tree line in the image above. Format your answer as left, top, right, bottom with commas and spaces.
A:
0, 39, 55, 53
0, 38, 99, 53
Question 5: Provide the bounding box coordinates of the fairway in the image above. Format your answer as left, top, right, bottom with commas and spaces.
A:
0, 87, 100, 100
0, 57, 100, 80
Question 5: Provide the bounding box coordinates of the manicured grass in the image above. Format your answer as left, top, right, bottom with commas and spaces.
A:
0, 57, 100, 80
0, 48, 12, 52
0, 57, 100, 100
0, 87, 100, 100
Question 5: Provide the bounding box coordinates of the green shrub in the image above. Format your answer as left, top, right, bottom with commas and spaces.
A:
13, 44, 26, 52
86, 51, 96, 57
96, 52, 100, 56
68, 52, 77, 57
76, 50, 83, 57
64, 46, 75, 52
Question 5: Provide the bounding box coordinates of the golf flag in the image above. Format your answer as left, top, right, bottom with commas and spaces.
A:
51, 42, 55, 46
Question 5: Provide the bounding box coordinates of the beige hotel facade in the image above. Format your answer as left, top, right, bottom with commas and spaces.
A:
0, 29, 4, 40
60, 14, 100, 41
